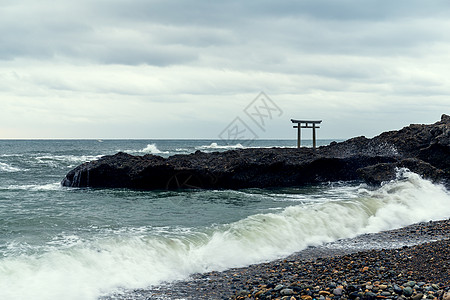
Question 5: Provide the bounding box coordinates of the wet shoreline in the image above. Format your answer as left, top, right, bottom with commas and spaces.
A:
106, 218, 450, 299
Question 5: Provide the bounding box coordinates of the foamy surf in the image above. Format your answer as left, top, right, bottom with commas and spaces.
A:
0, 162, 23, 172
35, 155, 102, 165
140, 144, 169, 154
5, 182, 62, 191
1, 170, 449, 300
195, 142, 245, 150
123, 144, 170, 155
194, 142, 297, 152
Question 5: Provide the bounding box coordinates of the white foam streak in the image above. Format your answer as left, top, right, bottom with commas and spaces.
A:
195, 142, 296, 151
35, 155, 102, 166
5, 183, 62, 191
195, 142, 245, 150
0, 162, 22, 172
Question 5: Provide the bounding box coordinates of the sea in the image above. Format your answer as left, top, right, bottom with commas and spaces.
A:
1, 139, 449, 300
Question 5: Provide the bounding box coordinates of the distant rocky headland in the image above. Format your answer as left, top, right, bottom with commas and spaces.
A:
61, 114, 450, 190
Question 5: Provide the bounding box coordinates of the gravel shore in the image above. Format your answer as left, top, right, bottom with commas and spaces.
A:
107, 219, 450, 300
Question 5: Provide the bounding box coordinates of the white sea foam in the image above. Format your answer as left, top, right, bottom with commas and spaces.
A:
0, 154, 24, 158
195, 142, 245, 150
140, 143, 169, 154
0, 162, 22, 172
1, 170, 449, 300
6, 182, 62, 191
195, 142, 295, 151
35, 155, 102, 166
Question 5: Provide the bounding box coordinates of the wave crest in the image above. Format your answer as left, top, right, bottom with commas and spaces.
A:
138, 144, 169, 154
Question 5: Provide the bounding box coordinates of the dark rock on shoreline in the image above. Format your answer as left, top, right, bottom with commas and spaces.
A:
357, 158, 446, 185
62, 114, 450, 189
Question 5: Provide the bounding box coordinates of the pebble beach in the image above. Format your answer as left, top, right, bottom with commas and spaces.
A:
123, 218, 450, 300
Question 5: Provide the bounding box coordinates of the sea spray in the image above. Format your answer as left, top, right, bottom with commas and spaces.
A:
139, 144, 169, 154
1, 170, 450, 300
359, 169, 450, 233
122, 143, 170, 155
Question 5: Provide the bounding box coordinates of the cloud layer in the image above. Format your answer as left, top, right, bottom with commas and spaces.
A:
1, 0, 449, 139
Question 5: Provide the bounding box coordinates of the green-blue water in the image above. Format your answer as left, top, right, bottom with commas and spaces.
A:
1, 140, 449, 300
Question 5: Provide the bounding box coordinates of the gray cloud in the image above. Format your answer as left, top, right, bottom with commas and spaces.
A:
2, 0, 450, 64
0, 0, 449, 138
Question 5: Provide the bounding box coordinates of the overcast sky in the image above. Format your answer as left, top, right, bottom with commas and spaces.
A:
1, 0, 449, 140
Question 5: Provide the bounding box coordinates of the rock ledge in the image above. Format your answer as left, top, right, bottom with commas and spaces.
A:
62, 114, 450, 189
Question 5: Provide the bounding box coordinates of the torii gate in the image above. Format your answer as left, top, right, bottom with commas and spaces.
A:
291, 119, 322, 149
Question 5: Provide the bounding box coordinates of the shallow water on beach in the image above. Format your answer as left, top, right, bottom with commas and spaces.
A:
0, 140, 449, 300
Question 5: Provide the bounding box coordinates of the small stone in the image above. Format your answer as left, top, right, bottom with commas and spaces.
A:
379, 285, 388, 290
333, 288, 343, 296
381, 292, 392, 297
405, 281, 417, 287
403, 287, 414, 297
275, 284, 285, 291
301, 295, 313, 300
394, 284, 403, 294
431, 284, 439, 291
255, 290, 265, 297
412, 293, 424, 300
319, 291, 331, 296
281, 288, 294, 296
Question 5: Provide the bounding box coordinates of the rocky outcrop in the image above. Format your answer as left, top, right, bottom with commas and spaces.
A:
62, 114, 450, 190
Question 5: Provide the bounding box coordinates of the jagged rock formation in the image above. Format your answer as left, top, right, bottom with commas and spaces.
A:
61, 114, 450, 190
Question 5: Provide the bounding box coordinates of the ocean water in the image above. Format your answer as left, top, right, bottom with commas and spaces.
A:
0, 139, 449, 300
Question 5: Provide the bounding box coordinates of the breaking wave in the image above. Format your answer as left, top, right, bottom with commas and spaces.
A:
138, 144, 169, 154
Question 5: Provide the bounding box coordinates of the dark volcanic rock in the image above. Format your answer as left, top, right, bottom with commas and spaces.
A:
62, 114, 450, 189
358, 158, 446, 185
